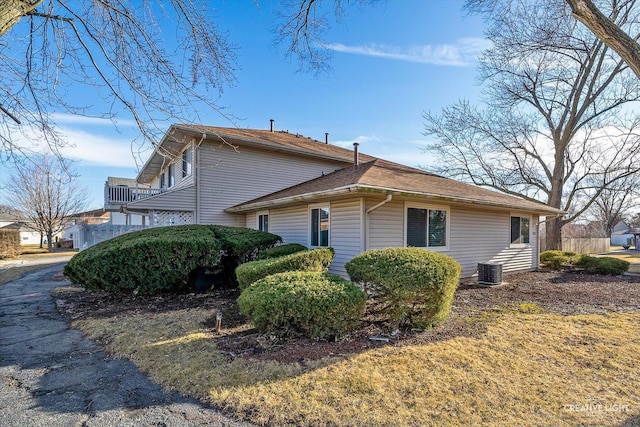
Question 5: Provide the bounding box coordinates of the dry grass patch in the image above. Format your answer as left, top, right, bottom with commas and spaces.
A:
73, 304, 640, 426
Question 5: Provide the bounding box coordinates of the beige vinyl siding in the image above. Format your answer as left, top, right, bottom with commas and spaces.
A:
366, 199, 404, 249
328, 199, 363, 277
245, 212, 257, 229
447, 207, 538, 277
269, 206, 308, 245
127, 185, 196, 211
198, 142, 348, 226
365, 200, 538, 278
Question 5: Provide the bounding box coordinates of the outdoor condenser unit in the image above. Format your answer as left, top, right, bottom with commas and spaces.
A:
477, 263, 503, 286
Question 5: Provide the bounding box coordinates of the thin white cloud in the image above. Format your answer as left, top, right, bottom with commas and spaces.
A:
11, 125, 144, 168
55, 128, 145, 168
49, 112, 138, 127
331, 134, 381, 149
325, 38, 491, 66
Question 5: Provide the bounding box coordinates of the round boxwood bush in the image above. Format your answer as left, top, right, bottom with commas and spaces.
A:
575, 255, 630, 275
236, 247, 334, 290
63, 225, 281, 294
257, 243, 308, 260
237, 271, 366, 339
540, 250, 578, 270
345, 247, 461, 329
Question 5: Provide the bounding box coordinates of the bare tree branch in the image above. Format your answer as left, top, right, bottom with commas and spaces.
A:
0, 1, 237, 164
567, 0, 640, 79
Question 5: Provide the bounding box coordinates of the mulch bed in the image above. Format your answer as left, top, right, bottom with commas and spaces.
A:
53, 270, 640, 364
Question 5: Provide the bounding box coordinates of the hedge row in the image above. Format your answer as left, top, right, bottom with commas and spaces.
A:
0, 229, 20, 260
540, 250, 630, 275
64, 225, 281, 294
235, 248, 334, 290
237, 271, 366, 339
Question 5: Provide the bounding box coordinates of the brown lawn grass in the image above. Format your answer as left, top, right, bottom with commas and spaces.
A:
72, 304, 640, 426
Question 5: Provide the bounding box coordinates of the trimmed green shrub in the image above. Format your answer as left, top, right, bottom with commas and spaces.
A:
63, 225, 281, 294
575, 255, 630, 275
236, 248, 334, 290
210, 225, 282, 288
539, 250, 578, 270
0, 229, 21, 260
345, 247, 461, 329
540, 250, 630, 275
257, 243, 308, 260
238, 271, 366, 339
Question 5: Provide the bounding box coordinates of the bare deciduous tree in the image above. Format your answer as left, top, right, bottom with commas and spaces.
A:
586, 174, 639, 236
6, 155, 87, 251
0, 1, 236, 162
424, 0, 640, 250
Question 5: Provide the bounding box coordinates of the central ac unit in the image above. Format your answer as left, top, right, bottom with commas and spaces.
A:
477, 263, 503, 286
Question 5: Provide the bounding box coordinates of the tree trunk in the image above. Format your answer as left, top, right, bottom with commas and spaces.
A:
46, 230, 53, 252
545, 217, 564, 251
0, 0, 41, 37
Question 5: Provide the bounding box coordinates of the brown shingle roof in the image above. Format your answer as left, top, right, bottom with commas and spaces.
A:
227, 159, 564, 215
183, 125, 376, 163
137, 124, 375, 183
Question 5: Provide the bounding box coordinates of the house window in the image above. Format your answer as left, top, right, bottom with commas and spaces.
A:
182, 147, 192, 177
160, 172, 166, 189
257, 211, 269, 232
310, 206, 329, 247
511, 216, 531, 245
405, 204, 449, 250
168, 164, 175, 188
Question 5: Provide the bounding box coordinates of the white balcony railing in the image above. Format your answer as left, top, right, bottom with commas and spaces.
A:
104, 185, 163, 207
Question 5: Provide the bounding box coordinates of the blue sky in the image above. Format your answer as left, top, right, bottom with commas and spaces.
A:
1, 0, 488, 209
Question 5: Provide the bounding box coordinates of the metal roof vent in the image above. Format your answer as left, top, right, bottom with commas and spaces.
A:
477, 263, 503, 286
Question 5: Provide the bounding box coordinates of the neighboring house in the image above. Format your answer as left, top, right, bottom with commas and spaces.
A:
105, 123, 563, 278
0, 213, 41, 245
610, 220, 635, 246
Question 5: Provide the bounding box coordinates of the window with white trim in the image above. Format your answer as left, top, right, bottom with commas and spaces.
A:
182, 147, 192, 178
257, 211, 269, 232
310, 206, 330, 247
510, 215, 531, 245
405, 204, 449, 250
160, 172, 166, 189
168, 164, 175, 188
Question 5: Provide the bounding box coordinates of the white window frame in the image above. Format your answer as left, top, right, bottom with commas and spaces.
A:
182, 146, 193, 178
168, 163, 175, 188
510, 212, 532, 248
404, 202, 450, 252
257, 210, 269, 232
309, 204, 330, 248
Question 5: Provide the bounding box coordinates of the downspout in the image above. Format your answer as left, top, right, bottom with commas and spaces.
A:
364, 194, 393, 251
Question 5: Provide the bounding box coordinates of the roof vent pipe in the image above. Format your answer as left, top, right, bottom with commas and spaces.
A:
325, 133, 329, 144
353, 142, 359, 167
270, 119, 274, 132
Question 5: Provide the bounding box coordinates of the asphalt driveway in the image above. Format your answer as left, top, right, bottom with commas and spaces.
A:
0, 263, 249, 426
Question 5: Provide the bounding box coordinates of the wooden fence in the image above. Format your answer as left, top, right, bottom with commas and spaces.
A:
540, 237, 610, 254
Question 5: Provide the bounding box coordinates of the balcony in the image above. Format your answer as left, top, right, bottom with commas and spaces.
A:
104, 180, 163, 211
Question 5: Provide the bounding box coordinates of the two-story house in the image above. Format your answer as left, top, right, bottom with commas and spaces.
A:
105, 123, 564, 279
